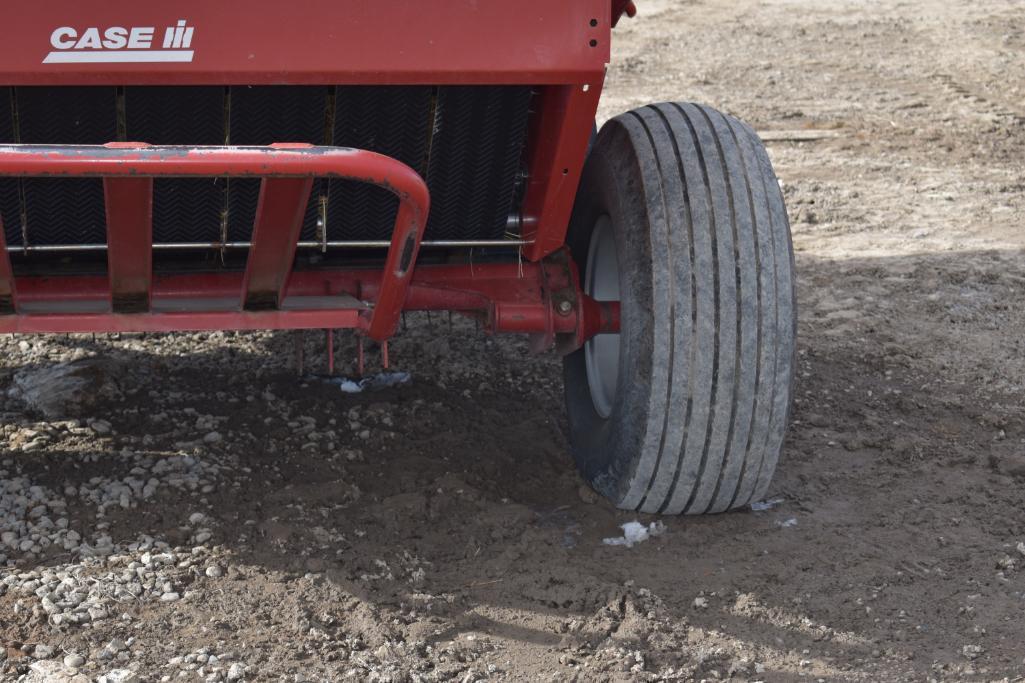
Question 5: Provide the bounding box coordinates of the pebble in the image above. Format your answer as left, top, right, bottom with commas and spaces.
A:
160, 592, 181, 602
98, 670, 139, 683
205, 564, 224, 578
105, 637, 128, 654
577, 484, 599, 505
33, 643, 55, 659
63, 653, 86, 668
962, 644, 983, 660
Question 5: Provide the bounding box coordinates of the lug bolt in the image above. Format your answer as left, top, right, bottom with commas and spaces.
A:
557, 300, 573, 315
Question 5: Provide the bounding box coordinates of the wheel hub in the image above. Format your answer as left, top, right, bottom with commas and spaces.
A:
583, 214, 621, 419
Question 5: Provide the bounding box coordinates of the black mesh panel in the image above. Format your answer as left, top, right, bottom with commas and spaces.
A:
17, 87, 116, 245
125, 86, 226, 244
228, 85, 330, 242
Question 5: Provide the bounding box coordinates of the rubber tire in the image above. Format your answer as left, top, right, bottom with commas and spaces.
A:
563, 102, 796, 515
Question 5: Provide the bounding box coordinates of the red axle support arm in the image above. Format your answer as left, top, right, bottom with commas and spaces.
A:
0, 143, 430, 341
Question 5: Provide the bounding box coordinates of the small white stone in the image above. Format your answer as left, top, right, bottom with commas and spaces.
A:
98, 669, 140, 683
33, 643, 55, 659
63, 653, 86, 668
205, 565, 223, 578
160, 592, 180, 602
106, 637, 127, 653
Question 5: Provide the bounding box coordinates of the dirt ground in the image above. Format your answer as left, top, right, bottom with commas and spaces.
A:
3, 0, 1025, 680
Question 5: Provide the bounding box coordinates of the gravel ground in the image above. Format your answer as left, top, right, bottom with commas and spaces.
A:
4, 0, 1025, 680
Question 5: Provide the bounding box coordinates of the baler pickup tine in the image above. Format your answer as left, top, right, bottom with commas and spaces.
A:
241, 177, 315, 311
0, 216, 17, 314
104, 177, 154, 314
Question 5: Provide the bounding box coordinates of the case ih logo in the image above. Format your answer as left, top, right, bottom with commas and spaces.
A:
43, 20, 195, 64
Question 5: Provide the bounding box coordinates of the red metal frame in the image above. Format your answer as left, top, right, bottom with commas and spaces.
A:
241, 176, 314, 311
0, 143, 429, 341
520, 84, 605, 261
0, 143, 617, 347
1, 1, 609, 85
0, 1, 611, 264
0, 220, 16, 315
2, 262, 618, 343
103, 175, 153, 313
0, 1, 627, 347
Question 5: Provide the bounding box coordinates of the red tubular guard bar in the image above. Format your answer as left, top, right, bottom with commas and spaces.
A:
0, 143, 430, 341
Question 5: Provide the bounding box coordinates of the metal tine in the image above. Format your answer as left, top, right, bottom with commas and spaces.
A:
326, 328, 335, 376
356, 333, 365, 377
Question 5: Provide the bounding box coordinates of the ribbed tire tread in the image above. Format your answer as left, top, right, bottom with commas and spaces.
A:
563, 102, 795, 514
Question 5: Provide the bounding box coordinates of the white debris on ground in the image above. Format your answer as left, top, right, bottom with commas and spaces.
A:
327, 371, 412, 394
602, 520, 666, 547
777, 517, 798, 528
750, 497, 785, 511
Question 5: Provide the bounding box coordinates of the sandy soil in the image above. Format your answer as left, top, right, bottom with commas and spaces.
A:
3, 0, 1025, 680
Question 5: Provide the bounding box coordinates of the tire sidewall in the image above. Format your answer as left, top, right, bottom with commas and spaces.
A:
563, 121, 658, 505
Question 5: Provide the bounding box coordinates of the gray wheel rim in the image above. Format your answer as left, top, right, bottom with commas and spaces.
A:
584, 214, 621, 419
